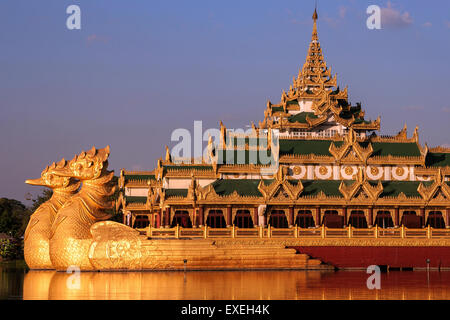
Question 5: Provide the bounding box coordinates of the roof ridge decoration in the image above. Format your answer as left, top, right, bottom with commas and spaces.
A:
429, 146, 450, 153
417, 169, 450, 203
338, 167, 383, 202
257, 166, 304, 201
329, 128, 373, 164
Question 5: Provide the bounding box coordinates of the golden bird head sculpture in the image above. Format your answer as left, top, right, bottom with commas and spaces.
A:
26, 158, 80, 190
49, 146, 111, 181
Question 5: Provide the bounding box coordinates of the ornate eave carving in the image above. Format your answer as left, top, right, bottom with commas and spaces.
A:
329, 129, 373, 164
258, 168, 304, 201
418, 170, 450, 203
338, 168, 382, 203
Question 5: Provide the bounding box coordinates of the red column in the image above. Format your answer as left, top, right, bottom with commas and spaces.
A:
420, 207, 425, 227
193, 208, 198, 228
253, 207, 258, 227
289, 207, 294, 227
227, 206, 232, 227
368, 207, 373, 227
316, 207, 321, 227
165, 207, 170, 228
394, 207, 400, 227
156, 210, 161, 228
198, 207, 204, 227
343, 207, 347, 226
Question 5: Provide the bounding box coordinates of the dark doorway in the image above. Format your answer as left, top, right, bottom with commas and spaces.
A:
375, 211, 394, 228
426, 211, 446, 229
171, 210, 192, 228
401, 211, 422, 228
206, 210, 226, 228
296, 210, 315, 228
233, 210, 254, 228
348, 210, 368, 228
269, 210, 289, 228
322, 210, 344, 228
133, 215, 150, 229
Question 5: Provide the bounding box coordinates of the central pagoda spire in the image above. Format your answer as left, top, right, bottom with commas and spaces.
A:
293, 7, 336, 92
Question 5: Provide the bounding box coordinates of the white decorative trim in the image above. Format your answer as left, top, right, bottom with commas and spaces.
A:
315, 165, 332, 180
290, 165, 306, 179
366, 166, 384, 180
307, 165, 314, 179
340, 165, 357, 180
391, 166, 409, 181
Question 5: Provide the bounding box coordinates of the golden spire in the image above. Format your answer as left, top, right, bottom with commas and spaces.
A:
292, 6, 337, 92
312, 7, 318, 41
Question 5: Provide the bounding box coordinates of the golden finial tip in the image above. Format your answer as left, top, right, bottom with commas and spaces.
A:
313, 7, 318, 21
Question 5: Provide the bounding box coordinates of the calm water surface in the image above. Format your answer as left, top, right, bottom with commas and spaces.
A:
1, 261, 449, 300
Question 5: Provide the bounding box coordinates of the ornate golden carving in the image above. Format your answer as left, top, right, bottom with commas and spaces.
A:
48, 146, 116, 271
417, 169, 450, 203
370, 166, 379, 176
339, 168, 383, 203
329, 129, 373, 164
396, 167, 405, 177
24, 161, 80, 270
293, 166, 302, 175
344, 166, 353, 176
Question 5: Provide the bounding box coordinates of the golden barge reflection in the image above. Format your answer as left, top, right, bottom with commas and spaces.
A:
22, 270, 450, 300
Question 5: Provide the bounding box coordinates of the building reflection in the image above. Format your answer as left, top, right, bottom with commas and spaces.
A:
22, 270, 450, 300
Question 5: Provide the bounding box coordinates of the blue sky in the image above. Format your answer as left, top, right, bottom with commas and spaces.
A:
0, 0, 449, 202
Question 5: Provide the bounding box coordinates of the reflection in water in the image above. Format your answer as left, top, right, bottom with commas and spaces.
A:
0, 261, 27, 300
18, 269, 450, 300
2, 262, 450, 300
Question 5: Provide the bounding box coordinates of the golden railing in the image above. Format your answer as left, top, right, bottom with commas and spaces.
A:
137, 224, 450, 240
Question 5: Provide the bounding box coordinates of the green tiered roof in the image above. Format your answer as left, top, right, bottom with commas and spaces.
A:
425, 153, 450, 167
165, 189, 188, 197
287, 112, 318, 123
279, 140, 343, 156
279, 139, 421, 158
211, 179, 264, 197
125, 196, 147, 204
301, 180, 343, 197
371, 142, 421, 157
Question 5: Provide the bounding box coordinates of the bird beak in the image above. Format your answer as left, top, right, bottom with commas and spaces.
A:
25, 178, 45, 186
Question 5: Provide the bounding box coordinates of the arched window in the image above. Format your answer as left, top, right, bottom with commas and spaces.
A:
348, 210, 368, 228
401, 211, 421, 228
322, 210, 344, 228
171, 210, 192, 228
296, 210, 315, 228
269, 210, 289, 228
206, 210, 226, 228
426, 211, 445, 229
375, 211, 394, 228
133, 215, 150, 229
233, 210, 254, 228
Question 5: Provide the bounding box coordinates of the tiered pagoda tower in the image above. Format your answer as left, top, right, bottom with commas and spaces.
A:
117, 9, 450, 232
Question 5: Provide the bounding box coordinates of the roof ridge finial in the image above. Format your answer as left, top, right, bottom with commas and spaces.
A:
312, 4, 319, 41
313, 1, 318, 21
